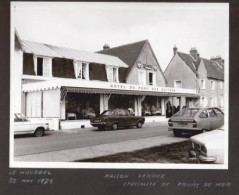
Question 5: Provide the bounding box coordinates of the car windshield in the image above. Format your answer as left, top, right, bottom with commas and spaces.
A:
100, 110, 114, 116
174, 108, 200, 117
15, 113, 28, 122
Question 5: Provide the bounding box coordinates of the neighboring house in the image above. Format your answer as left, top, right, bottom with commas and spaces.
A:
164, 46, 224, 109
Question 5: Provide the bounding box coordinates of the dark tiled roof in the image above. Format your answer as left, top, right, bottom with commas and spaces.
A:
177, 51, 224, 80
201, 58, 224, 80
97, 40, 148, 82
177, 52, 197, 74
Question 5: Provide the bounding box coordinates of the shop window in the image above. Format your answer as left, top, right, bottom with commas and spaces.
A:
174, 80, 182, 88
142, 96, 162, 116
200, 79, 205, 89
34, 56, 52, 77
148, 72, 156, 86
75, 61, 89, 80
65, 93, 100, 120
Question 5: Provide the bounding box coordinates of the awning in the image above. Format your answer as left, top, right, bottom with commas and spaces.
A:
60, 87, 199, 101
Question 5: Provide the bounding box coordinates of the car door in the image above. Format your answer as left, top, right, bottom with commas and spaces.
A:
213, 108, 224, 127
207, 108, 220, 130
123, 109, 134, 126
117, 109, 127, 127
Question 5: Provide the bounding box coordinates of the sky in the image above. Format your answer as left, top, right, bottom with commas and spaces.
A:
12, 2, 229, 71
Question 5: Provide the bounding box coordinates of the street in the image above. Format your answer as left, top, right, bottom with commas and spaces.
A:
14, 122, 190, 162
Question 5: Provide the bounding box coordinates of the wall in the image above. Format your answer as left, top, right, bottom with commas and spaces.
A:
164, 54, 197, 89
43, 89, 61, 118
126, 43, 166, 87
11, 49, 23, 113
197, 61, 224, 108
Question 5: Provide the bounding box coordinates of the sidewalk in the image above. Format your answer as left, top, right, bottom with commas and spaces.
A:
60, 116, 168, 130
14, 133, 188, 162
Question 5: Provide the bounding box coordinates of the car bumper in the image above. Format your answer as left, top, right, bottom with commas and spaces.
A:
189, 149, 217, 163
168, 127, 202, 131
90, 122, 106, 127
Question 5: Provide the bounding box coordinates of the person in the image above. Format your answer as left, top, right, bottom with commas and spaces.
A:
171, 105, 176, 116
176, 105, 180, 113
166, 101, 172, 118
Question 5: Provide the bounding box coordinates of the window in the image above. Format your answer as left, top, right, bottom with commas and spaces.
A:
138, 70, 146, 85
214, 97, 217, 107
74, 61, 89, 80
210, 80, 215, 90
174, 80, 182, 88
208, 108, 217, 117
106, 66, 118, 82
220, 81, 223, 89
210, 97, 214, 107
34, 56, 52, 77
214, 108, 224, 116
148, 72, 155, 85
200, 79, 205, 89
200, 97, 204, 107
221, 95, 224, 107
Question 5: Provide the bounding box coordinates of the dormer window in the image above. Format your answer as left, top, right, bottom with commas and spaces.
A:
34, 56, 52, 77
74, 61, 89, 80
106, 66, 118, 82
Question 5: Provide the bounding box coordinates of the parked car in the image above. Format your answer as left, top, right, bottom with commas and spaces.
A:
168, 107, 224, 136
14, 113, 49, 137
90, 109, 145, 130
189, 125, 224, 164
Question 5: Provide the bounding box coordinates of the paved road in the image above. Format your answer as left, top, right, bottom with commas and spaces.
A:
14, 122, 170, 157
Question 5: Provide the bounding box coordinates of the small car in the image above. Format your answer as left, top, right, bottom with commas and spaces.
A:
90, 109, 145, 130
189, 126, 224, 164
14, 113, 49, 137
168, 107, 224, 136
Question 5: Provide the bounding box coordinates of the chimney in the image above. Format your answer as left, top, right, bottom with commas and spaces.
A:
173, 45, 178, 55
103, 44, 110, 50
211, 56, 224, 69
190, 47, 199, 60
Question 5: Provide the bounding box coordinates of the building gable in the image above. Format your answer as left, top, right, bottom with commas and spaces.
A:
164, 53, 197, 89
126, 41, 166, 86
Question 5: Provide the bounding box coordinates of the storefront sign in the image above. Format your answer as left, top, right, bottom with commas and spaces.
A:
23, 78, 197, 95
143, 64, 152, 70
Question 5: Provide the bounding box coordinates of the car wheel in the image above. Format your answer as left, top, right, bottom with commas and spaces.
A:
34, 127, 45, 137
173, 130, 181, 137
112, 123, 118, 130
136, 121, 143, 128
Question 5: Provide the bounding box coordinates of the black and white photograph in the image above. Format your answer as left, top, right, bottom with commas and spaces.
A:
10, 2, 229, 170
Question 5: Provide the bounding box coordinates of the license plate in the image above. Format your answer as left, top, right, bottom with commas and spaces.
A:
178, 122, 187, 126
94, 120, 100, 123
